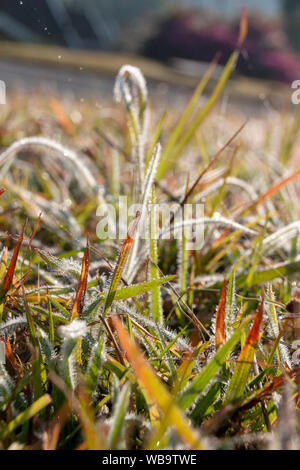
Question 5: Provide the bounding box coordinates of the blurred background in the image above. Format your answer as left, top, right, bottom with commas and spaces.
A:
1, 1, 300, 82
0, 0, 300, 106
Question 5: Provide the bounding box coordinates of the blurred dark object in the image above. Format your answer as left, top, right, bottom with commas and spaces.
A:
282, 0, 300, 52
143, 10, 300, 83
0, 0, 103, 48
0, 0, 167, 50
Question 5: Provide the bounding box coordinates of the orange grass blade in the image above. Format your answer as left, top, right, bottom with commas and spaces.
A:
103, 212, 140, 317
49, 97, 74, 134
238, 6, 248, 47
113, 316, 204, 449
215, 278, 227, 348
5, 334, 23, 376
28, 212, 42, 250
70, 241, 90, 321
242, 168, 300, 215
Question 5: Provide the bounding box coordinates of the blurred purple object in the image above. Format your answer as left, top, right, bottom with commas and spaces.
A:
143, 11, 300, 84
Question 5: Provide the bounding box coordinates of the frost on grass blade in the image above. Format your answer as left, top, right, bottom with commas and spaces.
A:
113, 316, 204, 450
149, 184, 163, 324
125, 143, 162, 282
159, 213, 257, 240
114, 65, 149, 197
58, 319, 88, 340
103, 211, 140, 317
70, 242, 90, 321
224, 303, 263, 404
0, 137, 100, 195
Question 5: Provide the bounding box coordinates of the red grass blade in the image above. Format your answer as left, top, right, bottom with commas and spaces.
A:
3, 224, 25, 295
10, 215, 42, 294
246, 301, 264, 346
215, 278, 227, 348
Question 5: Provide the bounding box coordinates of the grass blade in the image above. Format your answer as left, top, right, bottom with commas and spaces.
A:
113, 316, 204, 449
157, 54, 220, 178
179, 316, 251, 410
215, 278, 227, 348
103, 211, 140, 317
149, 184, 163, 323
224, 302, 263, 404
86, 333, 106, 394
106, 382, 131, 449
70, 241, 90, 321
0, 394, 51, 440
2, 224, 25, 297
156, 10, 247, 179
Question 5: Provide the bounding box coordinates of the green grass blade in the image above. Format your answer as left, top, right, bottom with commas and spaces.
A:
106, 382, 131, 449
86, 333, 106, 394
111, 275, 175, 302
157, 57, 219, 177
149, 184, 163, 324
224, 304, 263, 404
103, 212, 140, 317
157, 50, 239, 179
179, 317, 251, 410
0, 394, 51, 440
